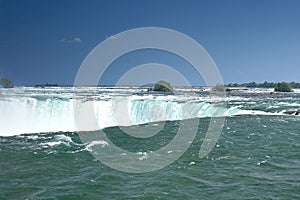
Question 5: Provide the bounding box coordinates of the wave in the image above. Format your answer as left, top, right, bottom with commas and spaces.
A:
0, 95, 278, 136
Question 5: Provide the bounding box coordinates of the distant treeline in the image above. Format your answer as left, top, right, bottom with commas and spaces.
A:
225, 81, 300, 88
34, 83, 59, 87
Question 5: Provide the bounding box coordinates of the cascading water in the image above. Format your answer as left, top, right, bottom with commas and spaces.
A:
0, 94, 241, 136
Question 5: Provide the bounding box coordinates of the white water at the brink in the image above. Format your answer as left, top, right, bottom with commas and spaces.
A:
0, 96, 241, 136
0, 87, 281, 136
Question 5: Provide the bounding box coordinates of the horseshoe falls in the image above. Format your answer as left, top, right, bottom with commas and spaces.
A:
1, 87, 299, 199
0, 93, 239, 136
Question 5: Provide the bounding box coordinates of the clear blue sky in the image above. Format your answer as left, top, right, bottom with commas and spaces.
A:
1, 0, 300, 86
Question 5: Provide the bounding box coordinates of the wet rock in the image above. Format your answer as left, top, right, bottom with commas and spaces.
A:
283, 110, 300, 115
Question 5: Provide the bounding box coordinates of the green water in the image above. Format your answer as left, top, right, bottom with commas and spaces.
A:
1, 115, 299, 199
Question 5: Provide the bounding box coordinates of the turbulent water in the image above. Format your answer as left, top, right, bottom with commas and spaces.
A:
0, 87, 299, 199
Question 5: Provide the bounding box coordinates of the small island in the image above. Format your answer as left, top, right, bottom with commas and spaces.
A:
274, 82, 292, 92
0, 78, 14, 88
149, 80, 174, 92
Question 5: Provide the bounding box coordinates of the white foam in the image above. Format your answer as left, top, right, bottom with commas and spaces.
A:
292, 89, 300, 93
54, 134, 73, 143
85, 140, 109, 151
41, 141, 63, 147
233, 109, 280, 116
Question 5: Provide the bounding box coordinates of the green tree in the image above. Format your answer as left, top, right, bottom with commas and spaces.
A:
0, 78, 14, 88
274, 82, 292, 92
153, 80, 173, 92
246, 81, 257, 87
290, 82, 300, 88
